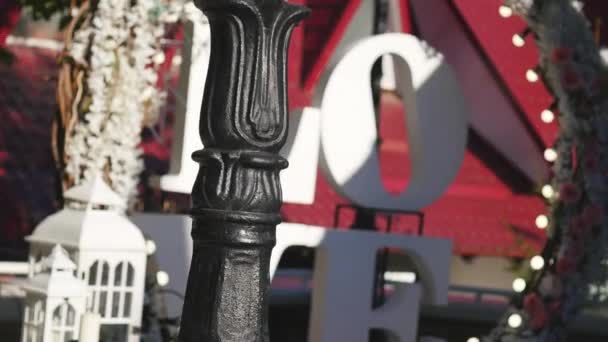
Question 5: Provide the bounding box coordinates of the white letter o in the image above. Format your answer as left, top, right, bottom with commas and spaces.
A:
320, 33, 468, 211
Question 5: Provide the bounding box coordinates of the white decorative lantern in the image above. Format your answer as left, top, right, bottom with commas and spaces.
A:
19, 244, 87, 342
27, 177, 147, 342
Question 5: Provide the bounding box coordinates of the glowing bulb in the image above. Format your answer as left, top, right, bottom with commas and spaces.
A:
512, 34, 526, 47
467, 338, 481, 342
535, 215, 549, 229
571, 0, 584, 12
153, 52, 166, 65
512, 278, 527, 292
499, 5, 513, 18
541, 109, 555, 123
544, 148, 558, 162
526, 69, 539, 82
172, 55, 183, 66
542, 185, 555, 199
508, 313, 523, 328
530, 255, 545, 270
156, 271, 170, 287
145, 239, 157, 255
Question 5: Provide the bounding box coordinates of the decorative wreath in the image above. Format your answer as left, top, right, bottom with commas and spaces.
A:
486, 0, 608, 341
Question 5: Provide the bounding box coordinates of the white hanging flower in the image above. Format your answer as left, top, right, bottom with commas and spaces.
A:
65, 0, 188, 203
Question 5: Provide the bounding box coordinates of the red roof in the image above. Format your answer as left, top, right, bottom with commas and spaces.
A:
4, 0, 607, 258
282, 92, 546, 257
281, 0, 554, 256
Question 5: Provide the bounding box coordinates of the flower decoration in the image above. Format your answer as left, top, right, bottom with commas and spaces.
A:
551, 47, 574, 64
523, 293, 547, 331
487, 1, 608, 341
555, 257, 576, 276
568, 215, 590, 239
558, 182, 581, 204
582, 204, 603, 226
64, 0, 184, 202
561, 67, 583, 91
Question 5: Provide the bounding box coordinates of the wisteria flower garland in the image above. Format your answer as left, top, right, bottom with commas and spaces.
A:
64, 0, 182, 201
486, 0, 608, 341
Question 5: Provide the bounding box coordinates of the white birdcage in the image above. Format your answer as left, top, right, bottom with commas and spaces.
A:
26, 177, 146, 342
19, 244, 87, 342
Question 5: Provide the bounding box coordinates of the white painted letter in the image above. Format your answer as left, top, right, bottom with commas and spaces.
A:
272, 223, 452, 342
320, 33, 468, 210
279, 108, 321, 205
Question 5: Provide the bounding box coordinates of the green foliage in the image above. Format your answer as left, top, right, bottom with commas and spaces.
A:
18, 0, 71, 20
58, 13, 73, 29
18, 0, 88, 31
0, 47, 15, 65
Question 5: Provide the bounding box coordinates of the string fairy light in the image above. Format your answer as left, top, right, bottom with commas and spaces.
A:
526, 68, 540, 82
535, 214, 549, 229
512, 278, 527, 292
499, 5, 513, 18
508, 313, 523, 328
512, 34, 526, 47
145, 239, 157, 255
540, 102, 558, 123
542, 184, 555, 199
512, 28, 531, 47
530, 255, 545, 270
156, 270, 170, 287
541, 108, 555, 123
544, 148, 558, 162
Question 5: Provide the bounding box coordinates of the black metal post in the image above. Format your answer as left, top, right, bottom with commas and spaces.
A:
350, 208, 386, 342
178, 1, 308, 341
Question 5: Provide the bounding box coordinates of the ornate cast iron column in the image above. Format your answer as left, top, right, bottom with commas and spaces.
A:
179, 0, 308, 341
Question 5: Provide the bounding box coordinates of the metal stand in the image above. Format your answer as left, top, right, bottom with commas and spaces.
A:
178, 1, 308, 341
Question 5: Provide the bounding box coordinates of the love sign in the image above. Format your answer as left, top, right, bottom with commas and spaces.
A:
133, 214, 452, 342
159, 26, 469, 211
271, 223, 452, 342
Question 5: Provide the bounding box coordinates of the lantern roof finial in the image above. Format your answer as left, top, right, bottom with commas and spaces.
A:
43, 244, 76, 272
18, 244, 87, 297
64, 175, 126, 208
